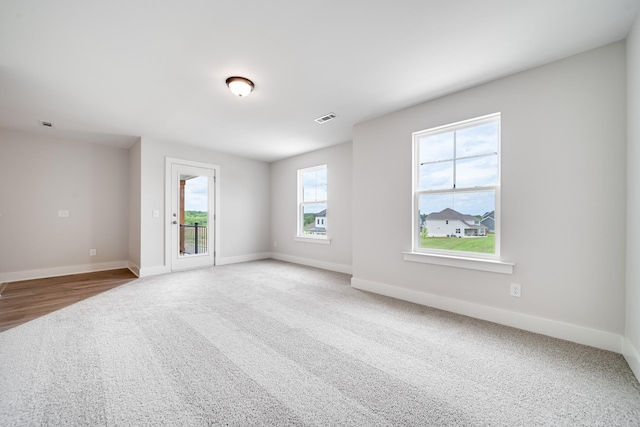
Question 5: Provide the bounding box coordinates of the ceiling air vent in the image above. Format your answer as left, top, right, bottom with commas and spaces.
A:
39, 120, 54, 128
314, 112, 337, 124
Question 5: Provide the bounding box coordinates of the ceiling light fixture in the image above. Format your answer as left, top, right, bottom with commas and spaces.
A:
226, 76, 254, 97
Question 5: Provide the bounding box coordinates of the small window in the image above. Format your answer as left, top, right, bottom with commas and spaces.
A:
298, 165, 327, 238
413, 113, 500, 258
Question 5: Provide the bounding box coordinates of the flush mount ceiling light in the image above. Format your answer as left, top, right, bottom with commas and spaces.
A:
226, 76, 254, 97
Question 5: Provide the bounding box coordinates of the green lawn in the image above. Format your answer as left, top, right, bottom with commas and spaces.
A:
420, 233, 495, 254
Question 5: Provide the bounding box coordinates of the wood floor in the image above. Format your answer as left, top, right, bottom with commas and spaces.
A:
0, 269, 138, 333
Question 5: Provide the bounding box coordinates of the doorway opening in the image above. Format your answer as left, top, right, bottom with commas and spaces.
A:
165, 158, 220, 271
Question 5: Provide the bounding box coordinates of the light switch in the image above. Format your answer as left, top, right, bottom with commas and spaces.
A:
58, 210, 69, 218
152, 210, 160, 218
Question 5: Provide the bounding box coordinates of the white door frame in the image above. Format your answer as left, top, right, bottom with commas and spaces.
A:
165, 157, 220, 271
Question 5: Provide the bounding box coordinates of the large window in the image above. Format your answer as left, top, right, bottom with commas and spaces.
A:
297, 165, 327, 238
413, 113, 500, 259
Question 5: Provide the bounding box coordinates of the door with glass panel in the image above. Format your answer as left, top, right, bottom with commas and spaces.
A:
170, 163, 215, 271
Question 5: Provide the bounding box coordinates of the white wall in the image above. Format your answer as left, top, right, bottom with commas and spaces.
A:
352, 42, 627, 352
270, 142, 352, 274
625, 15, 640, 379
128, 139, 142, 275
138, 138, 271, 276
0, 129, 130, 281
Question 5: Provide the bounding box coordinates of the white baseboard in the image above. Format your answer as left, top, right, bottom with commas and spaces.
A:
217, 252, 272, 266
270, 253, 353, 275
128, 262, 140, 277
138, 265, 171, 278
623, 338, 640, 382
351, 277, 623, 354
137, 253, 272, 277
136, 253, 351, 277
0, 261, 130, 283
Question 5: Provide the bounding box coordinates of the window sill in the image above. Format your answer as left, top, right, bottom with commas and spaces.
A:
294, 236, 331, 245
403, 252, 514, 274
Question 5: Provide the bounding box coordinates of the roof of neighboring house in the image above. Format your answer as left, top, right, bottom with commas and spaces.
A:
426, 208, 487, 229
315, 209, 326, 217
482, 210, 495, 220
426, 208, 476, 222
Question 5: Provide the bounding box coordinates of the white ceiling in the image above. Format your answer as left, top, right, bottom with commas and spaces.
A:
1, 0, 638, 162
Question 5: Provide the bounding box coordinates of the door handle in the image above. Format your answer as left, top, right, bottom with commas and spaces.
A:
172, 220, 177, 225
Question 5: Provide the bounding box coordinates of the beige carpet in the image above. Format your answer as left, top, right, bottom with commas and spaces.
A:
1, 260, 639, 426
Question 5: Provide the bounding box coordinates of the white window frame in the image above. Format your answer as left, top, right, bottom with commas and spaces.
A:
294, 164, 330, 244
405, 113, 514, 274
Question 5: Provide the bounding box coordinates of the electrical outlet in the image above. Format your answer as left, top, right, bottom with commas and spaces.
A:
273, 241, 278, 248
90, 249, 97, 256
510, 283, 521, 297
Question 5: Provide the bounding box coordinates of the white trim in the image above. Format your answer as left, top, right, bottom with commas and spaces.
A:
271, 253, 352, 275
297, 164, 328, 238
138, 265, 171, 278
216, 253, 272, 266
128, 262, 140, 277
623, 338, 640, 383
412, 113, 502, 261
165, 157, 221, 172
351, 277, 623, 353
165, 157, 221, 272
403, 251, 514, 274
0, 261, 130, 283
293, 236, 331, 245
414, 112, 502, 136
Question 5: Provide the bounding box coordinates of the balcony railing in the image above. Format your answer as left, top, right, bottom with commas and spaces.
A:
180, 223, 208, 255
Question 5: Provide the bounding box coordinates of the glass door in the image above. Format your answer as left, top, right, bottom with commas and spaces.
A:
171, 163, 215, 271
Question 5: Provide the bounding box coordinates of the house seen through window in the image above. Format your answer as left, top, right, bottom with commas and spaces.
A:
414, 113, 500, 258
298, 165, 327, 238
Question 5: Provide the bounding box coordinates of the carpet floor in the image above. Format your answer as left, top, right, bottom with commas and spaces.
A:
1, 260, 639, 426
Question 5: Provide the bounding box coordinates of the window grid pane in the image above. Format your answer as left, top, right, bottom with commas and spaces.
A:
455, 121, 498, 158
455, 155, 498, 188
414, 114, 499, 257
298, 165, 328, 237
419, 161, 454, 191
